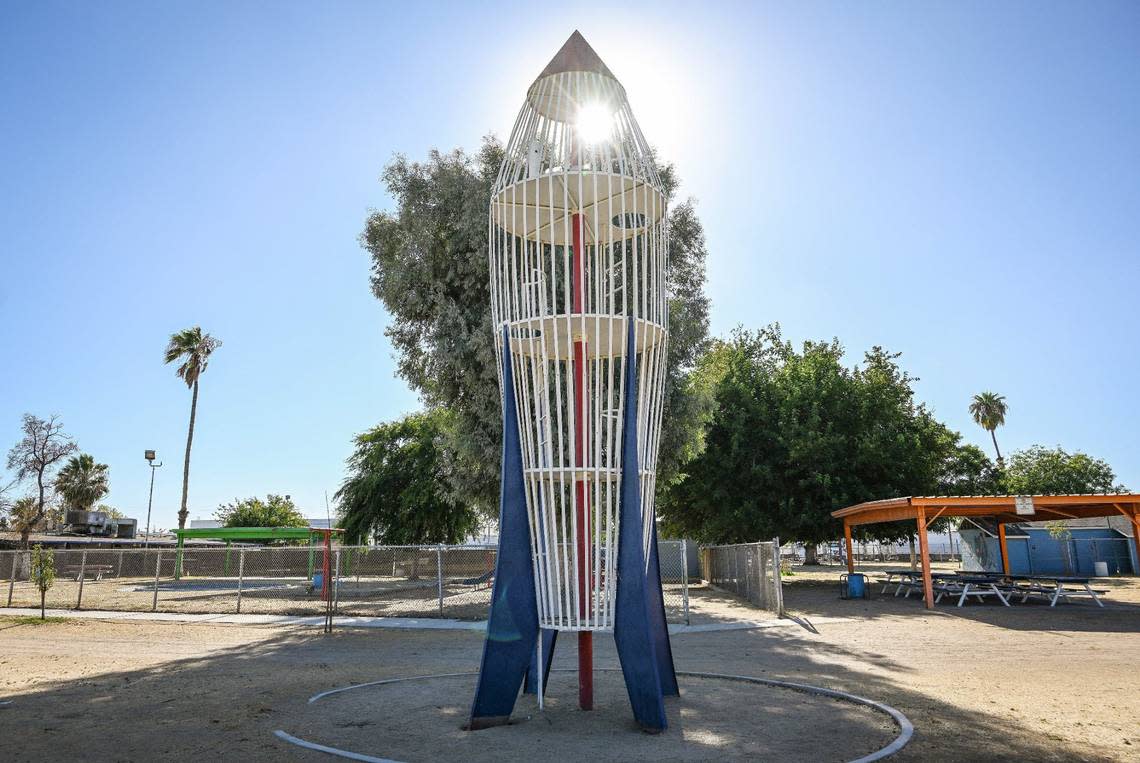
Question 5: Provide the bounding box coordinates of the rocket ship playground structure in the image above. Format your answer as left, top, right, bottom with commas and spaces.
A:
468, 31, 678, 733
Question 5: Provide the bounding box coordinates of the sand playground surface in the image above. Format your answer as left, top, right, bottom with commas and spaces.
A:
1, 565, 1138, 761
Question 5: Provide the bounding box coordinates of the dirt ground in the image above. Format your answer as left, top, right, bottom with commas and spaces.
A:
1, 564, 1138, 761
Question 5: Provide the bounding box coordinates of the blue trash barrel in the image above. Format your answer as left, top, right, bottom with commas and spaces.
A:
312, 572, 324, 591
847, 572, 866, 599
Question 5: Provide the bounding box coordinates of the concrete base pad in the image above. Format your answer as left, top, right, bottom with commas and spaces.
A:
278, 669, 907, 762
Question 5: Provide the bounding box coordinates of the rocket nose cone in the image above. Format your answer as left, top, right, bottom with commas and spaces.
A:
537, 30, 616, 81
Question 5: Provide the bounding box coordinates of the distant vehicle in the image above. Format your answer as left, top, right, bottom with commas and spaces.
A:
64, 510, 137, 539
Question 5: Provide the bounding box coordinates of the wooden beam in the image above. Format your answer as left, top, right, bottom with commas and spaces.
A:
925, 506, 948, 528
844, 520, 855, 575
916, 506, 934, 609
844, 505, 920, 526
1032, 507, 1080, 520
997, 522, 1010, 576
1112, 503, 1140, 529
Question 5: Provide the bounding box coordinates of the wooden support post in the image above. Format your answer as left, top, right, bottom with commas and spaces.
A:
997, 522, 1011, 576
843, 521, 855, 574
916, 508, 934, 609
1132, 506, 1140, 575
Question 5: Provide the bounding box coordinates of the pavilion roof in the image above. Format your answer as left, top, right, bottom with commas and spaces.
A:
832, 493, 1140, 527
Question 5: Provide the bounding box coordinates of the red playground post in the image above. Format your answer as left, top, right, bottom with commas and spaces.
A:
572, 211, 593, 711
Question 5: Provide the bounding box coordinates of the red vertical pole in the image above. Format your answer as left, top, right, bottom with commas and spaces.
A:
572, 211, 593, 710
322, 530, 332, 601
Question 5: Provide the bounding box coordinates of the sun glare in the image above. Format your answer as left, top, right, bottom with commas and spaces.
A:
575, 101, 613, 145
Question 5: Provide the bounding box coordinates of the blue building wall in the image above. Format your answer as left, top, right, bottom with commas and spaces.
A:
960, 527, 1135, 576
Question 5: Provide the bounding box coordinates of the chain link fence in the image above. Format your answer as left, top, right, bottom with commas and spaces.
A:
700, 540, 783, 614
800, 537, 962, 565
1, 541, 715, 622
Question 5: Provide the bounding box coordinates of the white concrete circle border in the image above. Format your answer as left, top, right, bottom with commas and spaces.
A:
274, 669, 914, 763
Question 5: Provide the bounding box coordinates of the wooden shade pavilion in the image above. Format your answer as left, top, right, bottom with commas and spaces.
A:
832, 494, 1140, 609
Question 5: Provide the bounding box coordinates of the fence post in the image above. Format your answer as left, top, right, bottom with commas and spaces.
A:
745, 545, 753, 602
7, 552, 16, 607
436, 545, 444, 616
76, 550, 88, 610
152, 551, 162, 612
236, 548, 246, 614
117, 550, 124, 578
757, 542, 767, 609
772, 536, 784, 616
680, 539, 690, 625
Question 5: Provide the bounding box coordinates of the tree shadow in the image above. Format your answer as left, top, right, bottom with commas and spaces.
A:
0, 608, 1129, 761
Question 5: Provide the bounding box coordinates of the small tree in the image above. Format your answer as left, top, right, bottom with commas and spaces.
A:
96, 504, 124, 519
6, 414, 77, 547
30, 544, 56, 620
8, 496, 41, 537
1045, 521, 1074, 575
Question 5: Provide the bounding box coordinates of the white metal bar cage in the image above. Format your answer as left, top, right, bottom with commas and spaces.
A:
488, 34, 668, 632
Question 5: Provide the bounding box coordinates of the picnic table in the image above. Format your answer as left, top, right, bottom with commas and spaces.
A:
941, 574, 1011, 607
880, 568, 959, 599
879, 568, 924, 596
880, 568, 1110, 608
947, 571, 1109, 608
1008, 575, 1108, 607
63, 564, 114, 582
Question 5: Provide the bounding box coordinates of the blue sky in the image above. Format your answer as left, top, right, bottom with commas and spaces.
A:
1, 1, 1137, 530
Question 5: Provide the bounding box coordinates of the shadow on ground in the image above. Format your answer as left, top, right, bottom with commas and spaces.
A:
1, 591, 1133, 762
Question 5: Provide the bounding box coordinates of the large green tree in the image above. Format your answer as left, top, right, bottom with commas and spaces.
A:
336, 411, 480, 545
55, 453, 110, 512
1002, 445, 1122, 495
214, 494, 307, 528
165, 327, 222, 530
360, 138, 709, 515
660, 326, 992, 548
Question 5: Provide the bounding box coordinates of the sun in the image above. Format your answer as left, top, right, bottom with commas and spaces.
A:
575, 101, 613, 145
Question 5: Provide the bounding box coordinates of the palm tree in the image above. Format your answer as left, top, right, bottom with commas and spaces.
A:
969, 391, 1008, 466
55, 453, 110, 511
9, 496, 40, 537
164, 327, 222, 529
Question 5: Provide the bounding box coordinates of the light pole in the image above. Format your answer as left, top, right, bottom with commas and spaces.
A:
144, 450, 162, 549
